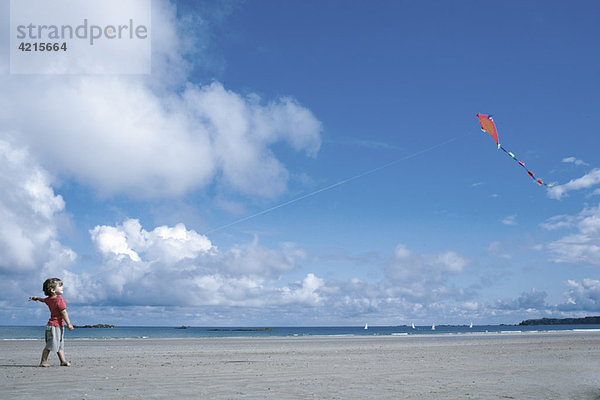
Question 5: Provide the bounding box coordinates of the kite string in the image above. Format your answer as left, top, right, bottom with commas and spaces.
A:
204, 133, 470, 235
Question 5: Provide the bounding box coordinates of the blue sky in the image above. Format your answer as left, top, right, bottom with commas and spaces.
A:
1, 0, 599, 326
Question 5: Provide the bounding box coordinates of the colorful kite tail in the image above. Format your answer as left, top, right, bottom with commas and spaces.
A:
499, 145, 554, 187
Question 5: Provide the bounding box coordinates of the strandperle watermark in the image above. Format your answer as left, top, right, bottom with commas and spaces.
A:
10, 0, 151, 74
16, 19, 148, 46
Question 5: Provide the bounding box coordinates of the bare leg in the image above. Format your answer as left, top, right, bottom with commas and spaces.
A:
57, 350, 70, 366
39, 349, 51, 367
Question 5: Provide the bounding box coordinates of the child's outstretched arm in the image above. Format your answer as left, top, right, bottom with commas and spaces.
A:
29, 296, 44, 302
61, 309, 74, 331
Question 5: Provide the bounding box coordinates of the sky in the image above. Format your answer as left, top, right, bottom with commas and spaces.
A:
1, 0, 599, 327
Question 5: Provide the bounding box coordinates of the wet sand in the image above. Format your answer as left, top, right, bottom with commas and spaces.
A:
1, 331, 599, 399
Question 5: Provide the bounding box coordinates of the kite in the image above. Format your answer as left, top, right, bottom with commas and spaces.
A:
476, 113, 554, 187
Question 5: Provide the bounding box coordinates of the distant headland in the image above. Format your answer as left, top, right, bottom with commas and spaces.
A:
519, 316, 600, 325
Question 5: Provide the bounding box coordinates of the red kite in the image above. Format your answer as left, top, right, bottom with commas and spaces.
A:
477, 113, 554, 187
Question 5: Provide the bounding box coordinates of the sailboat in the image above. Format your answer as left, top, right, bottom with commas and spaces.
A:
411, 323, 415, 330
364, 323, 368, 330
431, 323, 436, 331
469, 321, 473, 329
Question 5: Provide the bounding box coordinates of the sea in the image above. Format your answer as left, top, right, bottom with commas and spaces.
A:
2, 324, 600, 340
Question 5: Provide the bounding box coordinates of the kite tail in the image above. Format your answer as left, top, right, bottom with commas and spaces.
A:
499, 145, 555, 187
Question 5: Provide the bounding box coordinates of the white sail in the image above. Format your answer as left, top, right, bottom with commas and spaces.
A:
364, 323, 368, 330
411, 323, 415, 329
431, 323, 435, 330
469, 322, 473, 329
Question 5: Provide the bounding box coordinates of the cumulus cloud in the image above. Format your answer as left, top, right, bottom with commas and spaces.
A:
501, 215, 517, 225
544, 203, 600, 265
383, 244, 469, 301
539, 214, 577, 231
85, 219, 318, 307
70, 234, 477, 322
0, 141, 75, 273
2, 78, 321, 199
548, 168, 600, 200
562, 157, 588, 166
558, 279, 600, 312
91, 219, 214, 264
494, 289, 548, 311
281, 273, 325, 306
218, 237, 305, 278
490, 280, 600, 316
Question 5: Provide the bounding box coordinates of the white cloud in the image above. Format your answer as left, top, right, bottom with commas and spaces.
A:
562, 156, 588, 166
70, 233, 477, 321
86, 219, 318, 307
539, 214, 577, 231
544, 203, 600, 265
393, 243, 412, 259
148, 0, 196, 89
486, 241, 502, 254
384, 244, 468, 300
0, 140, 74, 273
501, 215, 517, 225
558, 279, 600, 311
181, 83, 321, 198
548, 168, 600, 200
485, 240, 513, 259
2, 78, 321, 199
547, 234, 600, 266
91, 218, 214, 263
90, 224, 142, 262
495, 289, 547, 311
220, 237, 304, 278
281, 273, 325, 306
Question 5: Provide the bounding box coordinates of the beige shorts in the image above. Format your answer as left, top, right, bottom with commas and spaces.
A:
44, 325, 65, 352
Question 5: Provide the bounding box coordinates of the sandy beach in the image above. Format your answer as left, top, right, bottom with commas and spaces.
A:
2, 331, 599, 399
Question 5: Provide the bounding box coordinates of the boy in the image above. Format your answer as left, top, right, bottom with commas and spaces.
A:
29, 278, 74, 367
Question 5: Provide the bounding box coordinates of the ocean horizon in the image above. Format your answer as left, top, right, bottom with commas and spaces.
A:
3, 324, 600, 340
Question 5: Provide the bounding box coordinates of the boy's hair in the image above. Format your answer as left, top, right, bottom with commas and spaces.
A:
43, 278, 63, 296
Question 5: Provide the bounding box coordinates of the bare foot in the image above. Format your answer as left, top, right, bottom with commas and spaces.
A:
39, 362, 50, 367
60, 361, 71, 367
